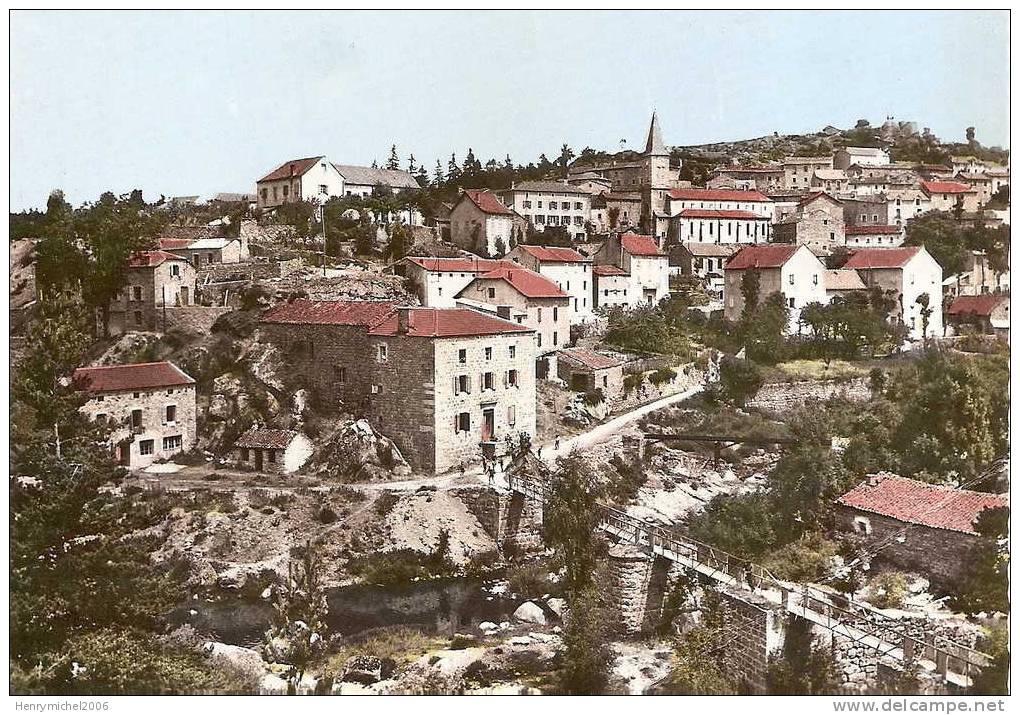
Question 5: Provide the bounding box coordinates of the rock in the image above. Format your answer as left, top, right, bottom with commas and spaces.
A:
259, 673, 290, 694
509, 636, 533, 646
546, 597, 566, 619
513, 601, 547, 625
478, 621, 499, 633
341, 655, 396, 685
202, 641, 268, 680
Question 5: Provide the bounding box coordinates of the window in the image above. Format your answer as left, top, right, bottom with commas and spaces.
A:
456, 412, 471, 433
165, 405, 176, 423
549, 201, 558, 209
334, 366, 347, 383
134, 311, 143, 326
523, 200, 532, 209
377, 344, 388, 362
96, 412, 107, 422
553, 331, 558, 346
458, 348, 467, 364
812, 274, 819, 285
241, 448, 250, 462
537, 307, 543, 322
163, 435, 182, 451
788, 297, 795, 308
96, 395, 105, 402
537, 201, 543, 208
132, 286, 143, 301
261, 188, 268, 201
553, 307, 559, 322
170, 264, 180, 277
487, 287, 495, 299
537, 333, 542, 347
788, 274, 795, 285
507, 405, 516, 425
507, 369, 519, 387
457, 374, 470, 394
319, 184, 328, 195
574, 202, 582, 210
283, 185, 289, 197
139, 439, 154, 456
484, 347, 492, 360
853, 516, 872, 535
508, 345, 516, 359
131, 409, 143, 428
534, 215, 545, 225
483, 372, 494, 390
268, 449, 277, 464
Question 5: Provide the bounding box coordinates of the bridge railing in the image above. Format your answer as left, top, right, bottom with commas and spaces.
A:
505, 472, 989, 682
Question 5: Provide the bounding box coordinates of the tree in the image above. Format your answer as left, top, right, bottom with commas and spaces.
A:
414, 166, 429, 188
558, 143, 575, 178
386, 219, 412, 261
741, 292, 788, 364
386, 145, 400, 171
407, 153, 416, 174
544, 454, 613, 694
766, 618, 840, 694
661, 594, 738, 694
966, 126, 976, 145
688, 492, 779, 559
493, 236, 506, 257
740, 269, 761, 312
433, 159, 445, 185
718, 356, 763, 406
607, 206, 620, 230
264, 543, 329, 691
446, 153, 461, 182
952, 506, 1008, 615
915, 292, 934, 340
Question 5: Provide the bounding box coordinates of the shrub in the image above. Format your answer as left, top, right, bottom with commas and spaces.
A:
869, 571, 908, 610
582, 388, 606, 406
373, 491, 400, 517
506, 560, 555, 598
761, 532, 839, 582
649, 367, 677, 387
623, 372, 644, 396
333, 485, 367, 503
348, 549, 426, 587
316, 503, 338, 524
718, 356, 763, 406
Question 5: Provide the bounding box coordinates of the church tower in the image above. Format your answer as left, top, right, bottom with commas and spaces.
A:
641, 112, 676, 240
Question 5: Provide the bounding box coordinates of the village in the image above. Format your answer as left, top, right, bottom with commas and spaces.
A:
10, 109, 1010, 697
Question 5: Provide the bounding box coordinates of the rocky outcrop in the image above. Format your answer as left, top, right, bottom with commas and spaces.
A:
309, 419, 411, 481
747, 378, 870, 414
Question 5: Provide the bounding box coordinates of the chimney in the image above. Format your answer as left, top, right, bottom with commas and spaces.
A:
397, 306, 411, 334
289, 163, 295, 177
496, 305, 512, 320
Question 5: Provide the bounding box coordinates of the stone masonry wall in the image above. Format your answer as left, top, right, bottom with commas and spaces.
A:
714, 587, 783, 694
164, 306, 233, 335
748, 377, 870, 414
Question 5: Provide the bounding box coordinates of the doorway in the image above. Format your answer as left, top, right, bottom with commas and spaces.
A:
255, 449, 264, 471
481, 408, 495, 443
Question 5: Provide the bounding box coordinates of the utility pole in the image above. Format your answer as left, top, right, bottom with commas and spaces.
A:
54, 423, 61, 459
319, 203, 327, 277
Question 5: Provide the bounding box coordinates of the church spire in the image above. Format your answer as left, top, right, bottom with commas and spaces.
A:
644, 111, 666, 156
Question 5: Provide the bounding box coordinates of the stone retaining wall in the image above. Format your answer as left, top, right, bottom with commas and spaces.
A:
748, 377, 870, 413
164, 306, 234, 335
453, 486, 544, 555
197, 261, 281, 284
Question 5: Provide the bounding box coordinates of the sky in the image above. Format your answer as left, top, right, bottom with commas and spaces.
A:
9, 10, 1010, 211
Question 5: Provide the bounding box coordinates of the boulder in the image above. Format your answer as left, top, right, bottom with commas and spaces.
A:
341, 655, 397, 685
513, 601, 547, 625
509, 636, 533, 646
478, 621, 499, 634
201, 642, 267, 681
546, 597, 566, 619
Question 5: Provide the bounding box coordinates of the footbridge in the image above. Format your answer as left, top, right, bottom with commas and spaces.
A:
506, 471, 989, 689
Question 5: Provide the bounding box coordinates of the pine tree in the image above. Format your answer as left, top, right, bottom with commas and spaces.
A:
447, 153, 461, 182
415, 166, 429, 188
371, 159, 379, 169
386, 145, 400, 171
407, 153, 417, 174
433, 159, 445, 185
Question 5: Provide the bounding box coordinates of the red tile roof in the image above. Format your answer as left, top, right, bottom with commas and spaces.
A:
127, 250, 188, 268
235, 428, 298, 450
367, 307, 532, 337
846, 225, 903, 235
592, 264, 629, 276
726, 244, 800, 270
462, 189, 513, 215
468, 266, 568, 299
677, 208, 763, 220
404, 257, 510, 273
158, 238, 194, 250
842, 247, 920, 269
260, 299, 396, 326
559, 347, 623, 370
799, 191, 842, 206
668, 188, 771, 203
825, 269, 866, 291
258, 156, 323, 183
836, 474, 1007, 535
620, 233, 664, 257
947, 294, 1008, 317
73, 361, 195, 393
921, 180, 974, 195
515, 245, 589, 263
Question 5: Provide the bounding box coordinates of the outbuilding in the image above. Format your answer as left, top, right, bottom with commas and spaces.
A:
234, 428, 313, 475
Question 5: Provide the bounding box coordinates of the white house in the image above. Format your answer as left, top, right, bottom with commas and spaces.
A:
834, 146, 891, 169
666, 188, 775, 222
449, 190, 515, 257
844, 225, 905, 248
234, 428, 313, 475
593, 233, 670, 307
592, 264, 631, 310
723, 244, 828, 332
498, 181, 592, 242
842, 246, 943, 340
256, 156, 345, 210
507, 244, 593, 323
394, 256, 512, 308
886, 188, 931, 226
669, 208, 771, 245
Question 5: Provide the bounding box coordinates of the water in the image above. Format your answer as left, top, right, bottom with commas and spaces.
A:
173, 578, 518, 648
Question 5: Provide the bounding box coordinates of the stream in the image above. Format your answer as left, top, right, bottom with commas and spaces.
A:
172, 578, 519, 648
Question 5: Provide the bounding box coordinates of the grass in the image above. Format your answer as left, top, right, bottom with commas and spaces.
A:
761, 359, 868, 384
321, 626, 447, 680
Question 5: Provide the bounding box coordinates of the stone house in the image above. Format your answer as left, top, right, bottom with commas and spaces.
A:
920, 180, 980, 214
886, 188, 930, 227
943, 250, 1010, 298
950, 155, 991, 175
811, 169, 849, 194
593, 233, 670, 308
985, 168, 1010, 196
332, 164, 420, 198
846, 173, 917, 198
498, 181, 591, 242
556, 347, 624, 402
781, 156, 834, 190
833, 146, 890, 169
234, 428, 312, 475
108, 250, 197, 335
955, 172, 995, 206
772, 192, 845, 256
590, 193, 643, 232
507, 245, 593, 324
708, 165, 784, 193
450, 189, 515, 257
592, 264, 631, 310
161, 236, 246, 267
259, 299, 536, 473
844, 224, 904, 248
73, 361, 196, 469
835, 473, 1007, 588
393, 256, 511, 308
945, 294, 1009, 339
670, 242, 740, 297
723, 244, 828, 332
455, 264, 571, 362
842, 246, 943, 340
842, 196, 890, 227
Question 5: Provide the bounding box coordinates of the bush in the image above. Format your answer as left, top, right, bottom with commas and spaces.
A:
869, 571, 908, 609
623, 372, 644, 396
582, 388, 606, 406
761, 532, 839, 582
718, 356, 763, 406
373, 491, 400, 517
506, 560, 555, 598
347, 549, 426, 587
649, 367, 677, 387
316, 503, 338, 524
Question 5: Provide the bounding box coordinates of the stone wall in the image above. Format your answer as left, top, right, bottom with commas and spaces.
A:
197, 261, 281, 284
713, 587, 783, 694
605, 547, 682, 635
164, 306, 234, 335
747, 377, 870, 414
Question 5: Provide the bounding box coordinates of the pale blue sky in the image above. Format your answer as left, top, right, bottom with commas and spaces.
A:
10, 10, 1010, 211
